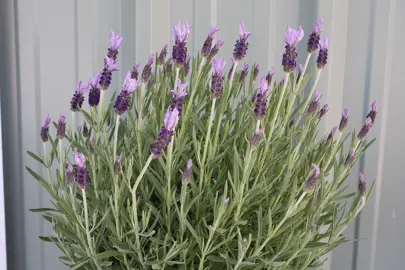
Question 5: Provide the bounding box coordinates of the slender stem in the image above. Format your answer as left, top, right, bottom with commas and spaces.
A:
136, 83, 146, 162
82, 189, 94, 254
166, 136, 174, 233
174, 67, 180, 90
132, 154, 154, 192
228, 61, 239, 90
71, 111, 75, 138
91, 155, 99, 199
99, 90, 106, 124
256, 120, 261, 132
295, 54, 311, 92
113, 115, 120, 163
294, 69, 322, 127
58, 140, 64, 184
199, 98, 217, 191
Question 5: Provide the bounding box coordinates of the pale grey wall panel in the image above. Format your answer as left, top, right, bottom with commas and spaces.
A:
2, 0, 403, 269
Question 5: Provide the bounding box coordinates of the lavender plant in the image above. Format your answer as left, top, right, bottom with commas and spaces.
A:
27, 19, 377, 269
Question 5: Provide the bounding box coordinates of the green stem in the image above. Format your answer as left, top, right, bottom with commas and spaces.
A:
132, 154, 154, 193
113, 115, 120, 163
137, 83, 146, 162
91, 155, 99, 199
71, 111, 75, 139
99, 90, 106, 124
166, 137, 174, 233
256, 120, 261, 132
59, 140, 64, 186
199, 98, 217, 191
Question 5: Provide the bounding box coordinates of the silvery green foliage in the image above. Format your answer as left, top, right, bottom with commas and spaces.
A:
27, 24, 375, 270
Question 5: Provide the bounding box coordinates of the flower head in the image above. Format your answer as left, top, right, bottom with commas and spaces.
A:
158, 44, 168, 65
285, 25, 304, 47
326, 125, 338, 143
123, 71, 140, 94
239, 22, 252, 40
366, 100, 377, 125
318, 104, 329, 120
266, 67, 275, 86
233, 22, 251, 61
307, 91, 321, 114
57, 114, 66, 140
306, 164, 320, 192
141, 54, 154, 82
164, 108, 180, 131
40, 114, 51, 142
73, 152, 90, 189
73, 152, 86, 168
88, 73, 102, 89
172, 21, 191, 65
109, 31, 124, 51
43, 114, 51, 129
212, 57, 227, 75
173, 20, 191, 42
258, 77, 271, 96
182, 159, 193, 184
307, 18, 323, 53
359, 173, 367, 196
345, 150, 355, 166
251, 128, 265, 147
317, 36, 329, 69
253, 64, 260, 80
358, 117, 373, 140
339, 108, 349, 131
131, 63, 140, 79
104, 56, 120, 72
170, 79, 188, 98
209, 40, 224, 59
240, 63, 249, 81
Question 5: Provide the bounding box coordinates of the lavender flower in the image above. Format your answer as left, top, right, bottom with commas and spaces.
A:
141, 55, 154, 83
158, 44, 168, 65
172, 20, 191, 66
366, 100, 377, 125
306, 164, 320, 192
165, 57, 173, 74
317, 36, 329, 69
182, 159, 193, 184
202, 25, 220, 58
66, 164, 74, 185
326, 125, 338, 143
359, 173, 367, 196
100, 56, 120, 90
170, 79, 188, 116
114, 156, 121, 175
107, 31, 124, 60
339, 108, 349, 131
282, 25, 304, 72
88, 73, 102, 107
357, 117, 373, 140
266, 67, 275, 86
211, 57, 227, 98
240, 63, 249, 82
114, 72, 141, 115
40, 115, 51, 142
73, 152, 90, 189
253, 64, 260, 80
233, 22, 252, 61
209, 40, 224, 59
307, 91, 321, 114
251, 128, 265, 148
184, 55, 191, 76
56, 114, 66, 140
150, 108, 180, 158
131, 63, 140, 80
254, 77, 272, 119
307, 18, 323, 53
318, 104, 329, 120
297, 64, 304, 83
345, 150, 355, 166
71, 81, 89, 112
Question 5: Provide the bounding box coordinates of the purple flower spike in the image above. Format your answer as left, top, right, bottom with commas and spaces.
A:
57, 114, 66, 140
339, 108, 349, 131
253, 64, 260, 80
317, 36, 329, 69
211, 57, 227, 98
345, 149, 355, 166
307, 91, 321, 114
254, 77, 272, 119
114, 72, 140, 115
266, 67, 275, 86
88, 73, 102, 107
73, 152, 90, 189
114, 156, 122, 175
184, 55, 191, 76
209, 40, 224, 59
282, 25, 304, 72
307, 18, 323, 53
66, 164, 74, 185
233, 22, 252, 61
202, 25, 220, 58
141, 54, 154, 83
359, 173, 367, 196
170, 79, 188, 116
71, 81, 89, 112
357, 117, 373, 140
366, 100, 377, 125
100, 57, 119, 90
306, 164, 320, 192
131, 64, 140, 80
165, 57, 173, 74
40, 114, 51, 142
150, 108, 180, 158
182, 159, 193, 184
326, 125, 338, 143
251, 128, 265, 147
105, 56, 120, 72
108, 31, 124, 60
318, 104, 329, 120
158, 44, 168, 65
240, 63, 249, 82
172, 20, 191, 66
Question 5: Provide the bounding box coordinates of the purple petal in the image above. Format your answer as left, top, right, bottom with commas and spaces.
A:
110, 31, 124, 51
319, 36, 329, 50
343, 108, 349, 118
258, 76, 270, 95
313, 91, 321, 102
170, 79, 188, 98
123, 71, 140, 94
239, 22, 252, 39
217, 40, 224, 48
58, 114, 66, 124
312, 164, 320, 178
147, 54, 154, 66
209, 25, 220, 38
371, 100, 377, 111
77, 80, 89, 94
331, 125, 338, 134
73, 152, 86, 168
164, 108, 180, 131
365, 117, 372, 127
285, 25, 304, 46
105, 56, 120, 71
187, 159, 193, 169
89, 72, 102, 89
43, 114, 51, 128
314, 18, 323, 33
212, 57, 227, 74
298, 64, 304, 74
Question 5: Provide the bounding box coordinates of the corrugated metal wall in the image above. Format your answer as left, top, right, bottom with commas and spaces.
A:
0, 0, 400, 269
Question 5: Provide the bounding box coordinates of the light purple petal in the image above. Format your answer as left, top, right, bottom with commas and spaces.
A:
110, 31, 124, 51
88, 72, 102, 89
319, 36, 329, 50
312, 164, 320, 178
123, 71, 140, 94
298, 64, 304, 74
314, 18, 323, 33
105, 56, 120, 72
243, 63, 249, 70
285, 25, 304, 46
209, 25, 220, 38
43, 114, 51, 128
217, 40, 224, 48
313, 91, 321, 102
73, 152, 86, 168
256, 128, 265, 136
239, 22, 252, 40
77, 80, 89, 94
58, 114, 66, 124
230, 57, 235, 64
187, 159, 193, 169
371, 100, 377, 111
170, 79, 188, 98
164, 108, 179, 131
331, 125, 338, 134
258, 77, 271, 95
212, 57, 227, 75
343, 108, 349, 118
365, 117, 372, 127
147, 54, 154, 66
67, 164, 73, 173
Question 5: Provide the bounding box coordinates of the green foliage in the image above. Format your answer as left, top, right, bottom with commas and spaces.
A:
28, 48, 374, 269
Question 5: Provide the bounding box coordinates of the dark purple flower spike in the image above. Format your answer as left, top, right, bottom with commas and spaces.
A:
114, 72, 141, 115
100, 56, 120, 90
202, 25, 220, 58
73, 152, 90, 189
172, 20, 191, 66
131, 63, 140, 80
306, 164, 320, 192
317, 36, 329, 69
71, 81, 89, 112
326, 125, 338, 143
233, 22, 252, 61
366, 100, 377, 125
182, 159, 193, 184
158, 44, 168, 65
357, 117, 373, 140
345, 150, 355, 166
209, 40, 224, 59
307, 18, 323, 53
142, 55, 154, 83
266, 67, 275, 86
359, 173, 367, 196
170, 79, 188, 116
88, 73, 102, 107
150, 108, 180, 158
282, 25, 304, 72
240, 63, 249, 82
254, 77, 272, 119
318, 104, 329, 120
57, 114, 66, 140
107, 31, 124, 60
211, 57, 227, 98
253, 64, 260, 80
307, 91, 321, 114
40, 114, 51, 142
339, 108, 349, 131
